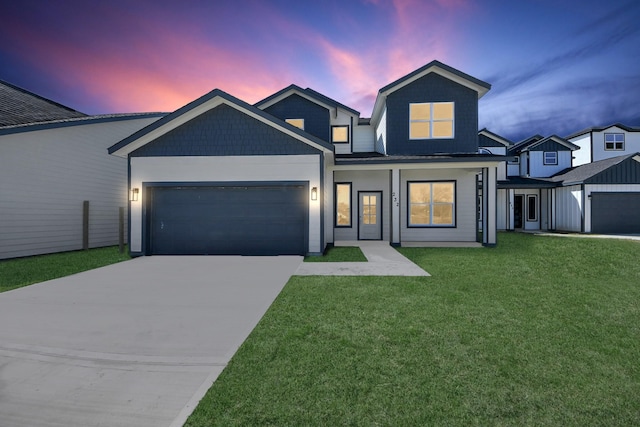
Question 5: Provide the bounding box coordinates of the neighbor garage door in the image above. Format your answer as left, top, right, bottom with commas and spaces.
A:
147, 184, 307, 255
591, 192, 640, 234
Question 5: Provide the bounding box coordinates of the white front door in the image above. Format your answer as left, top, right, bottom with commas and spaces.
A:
359, 192, 382, 240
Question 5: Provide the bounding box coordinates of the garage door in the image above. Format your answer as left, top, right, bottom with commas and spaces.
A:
591, 192, 640, 234
147, 184, 308, 255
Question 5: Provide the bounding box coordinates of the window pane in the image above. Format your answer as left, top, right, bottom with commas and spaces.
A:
410, 103, 430, 120
286, 118, 304, 129
433, 183, 453, 203
410, 122, 430, 139
332, 126, 348, 143
433, 204, 453, 224
410, 183, 430, 203
605, 142, 614, 150
615, 134, 624, 142
370, 214, 377, 225
432, 121, 453, 138
410, 205, 430, 225
433, 102, 453, 120
527, 196, 537, 221
605, 134, 614, 142
336, 184, 350, 226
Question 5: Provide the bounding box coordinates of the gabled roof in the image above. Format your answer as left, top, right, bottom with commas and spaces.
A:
549, 153, 640, 185
371, 60, 491, 125
507, 134, 544, 154
254, 84, 360, 116
0, 112, 165, 136
478, 128, 512, 147
566, 123, 640, 139
109, 88, 334, 157
519, 135, 579, 152
0, 79, 86, 127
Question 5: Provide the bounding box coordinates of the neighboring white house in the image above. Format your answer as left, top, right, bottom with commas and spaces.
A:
0, 79, 164, 259
568, 123, 640, 166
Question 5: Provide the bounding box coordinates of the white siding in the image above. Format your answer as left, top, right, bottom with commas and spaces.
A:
129, 155, 322, 254
401, 169, 478, 242
555, 185, 583, 232
591, 127, 640, 162
570, 134, 592, 166
507, 162, 520, 177
375, 107, 387, 154
0, 117, 158, 260
497, 189, 508, 230
353, 124, 375, 152
583, 184, 640, 233
332, 170, 390, 241
331, 110, 353, 155
528, 151, 572, 178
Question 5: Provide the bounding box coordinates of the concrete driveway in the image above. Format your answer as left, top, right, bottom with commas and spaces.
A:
0, 255, 302, 427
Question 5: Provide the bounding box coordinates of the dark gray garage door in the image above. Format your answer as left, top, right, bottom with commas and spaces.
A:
591, 192, 640, 234
147, 184, 308, 255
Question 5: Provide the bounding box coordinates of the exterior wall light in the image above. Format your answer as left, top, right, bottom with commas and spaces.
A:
130, 187, 139, 202
311, 187, 318, 201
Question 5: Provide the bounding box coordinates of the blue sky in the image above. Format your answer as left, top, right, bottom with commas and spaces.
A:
1, 0, 638, 141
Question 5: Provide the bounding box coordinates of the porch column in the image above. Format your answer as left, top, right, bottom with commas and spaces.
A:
391, 168, 401, 245
482, 167, 497, 246
508, 188, 515, 231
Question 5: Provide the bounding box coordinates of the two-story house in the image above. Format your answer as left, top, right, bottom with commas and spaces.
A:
568, 123, 640, 166
495, 134, 578, 231
108, 60, 506, 256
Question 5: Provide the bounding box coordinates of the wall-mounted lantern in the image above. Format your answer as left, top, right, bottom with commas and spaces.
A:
130, 188, 140, 202
311, 187, 318, 201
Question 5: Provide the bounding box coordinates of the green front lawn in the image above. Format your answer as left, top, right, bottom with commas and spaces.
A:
187, 233, 640, 426
0, 246, 130, 293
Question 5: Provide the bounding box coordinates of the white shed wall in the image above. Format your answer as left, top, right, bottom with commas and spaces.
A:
555, 185, 583, 232
570, 134, 592, 166
0, 117, 158, 259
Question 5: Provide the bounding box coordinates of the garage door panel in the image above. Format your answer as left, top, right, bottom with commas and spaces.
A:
149, 185, 307, 255
591, 192, 640, 234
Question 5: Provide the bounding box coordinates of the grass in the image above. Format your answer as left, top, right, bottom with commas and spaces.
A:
304, 245, 367, 262
186, 233, 640, 426
0, 246, 131, 293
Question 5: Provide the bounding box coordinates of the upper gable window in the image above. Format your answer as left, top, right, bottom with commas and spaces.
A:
605, 133, 624, 150
332, 126, 349, 144
286, 118, 305, 130
543, 151, 558, 165
409, 102, 454, 140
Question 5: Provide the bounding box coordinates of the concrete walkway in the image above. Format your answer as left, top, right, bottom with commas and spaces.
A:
0, 256, 301, 427
294, 241, 430, 276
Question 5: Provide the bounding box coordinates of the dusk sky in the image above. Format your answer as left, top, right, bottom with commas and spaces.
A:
1, 0, 638, 141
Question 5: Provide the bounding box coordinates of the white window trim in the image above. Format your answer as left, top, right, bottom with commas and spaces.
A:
409, 102, 455, 140
543, 151, 558, 165
526, 194, 538, 222
604, 133, 624, 151
407, 181, 456, 227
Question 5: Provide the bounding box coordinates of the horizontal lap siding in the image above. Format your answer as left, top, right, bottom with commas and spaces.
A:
0, 118, 155, 259
401, 169, 477, 241
353, 124, 374, 153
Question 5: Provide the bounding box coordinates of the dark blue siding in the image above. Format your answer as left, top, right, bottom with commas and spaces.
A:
529, 140, 572, 151
587, 157, 640, 184
130, 104, 320, 157
385, 73, 479, 155
479, 134, 506, 148
263, 94, 330, 142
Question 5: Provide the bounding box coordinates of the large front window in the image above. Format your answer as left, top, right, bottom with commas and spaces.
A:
335, 183, 351, 227
409, 102, 454, 139
408, 181, 455, 226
